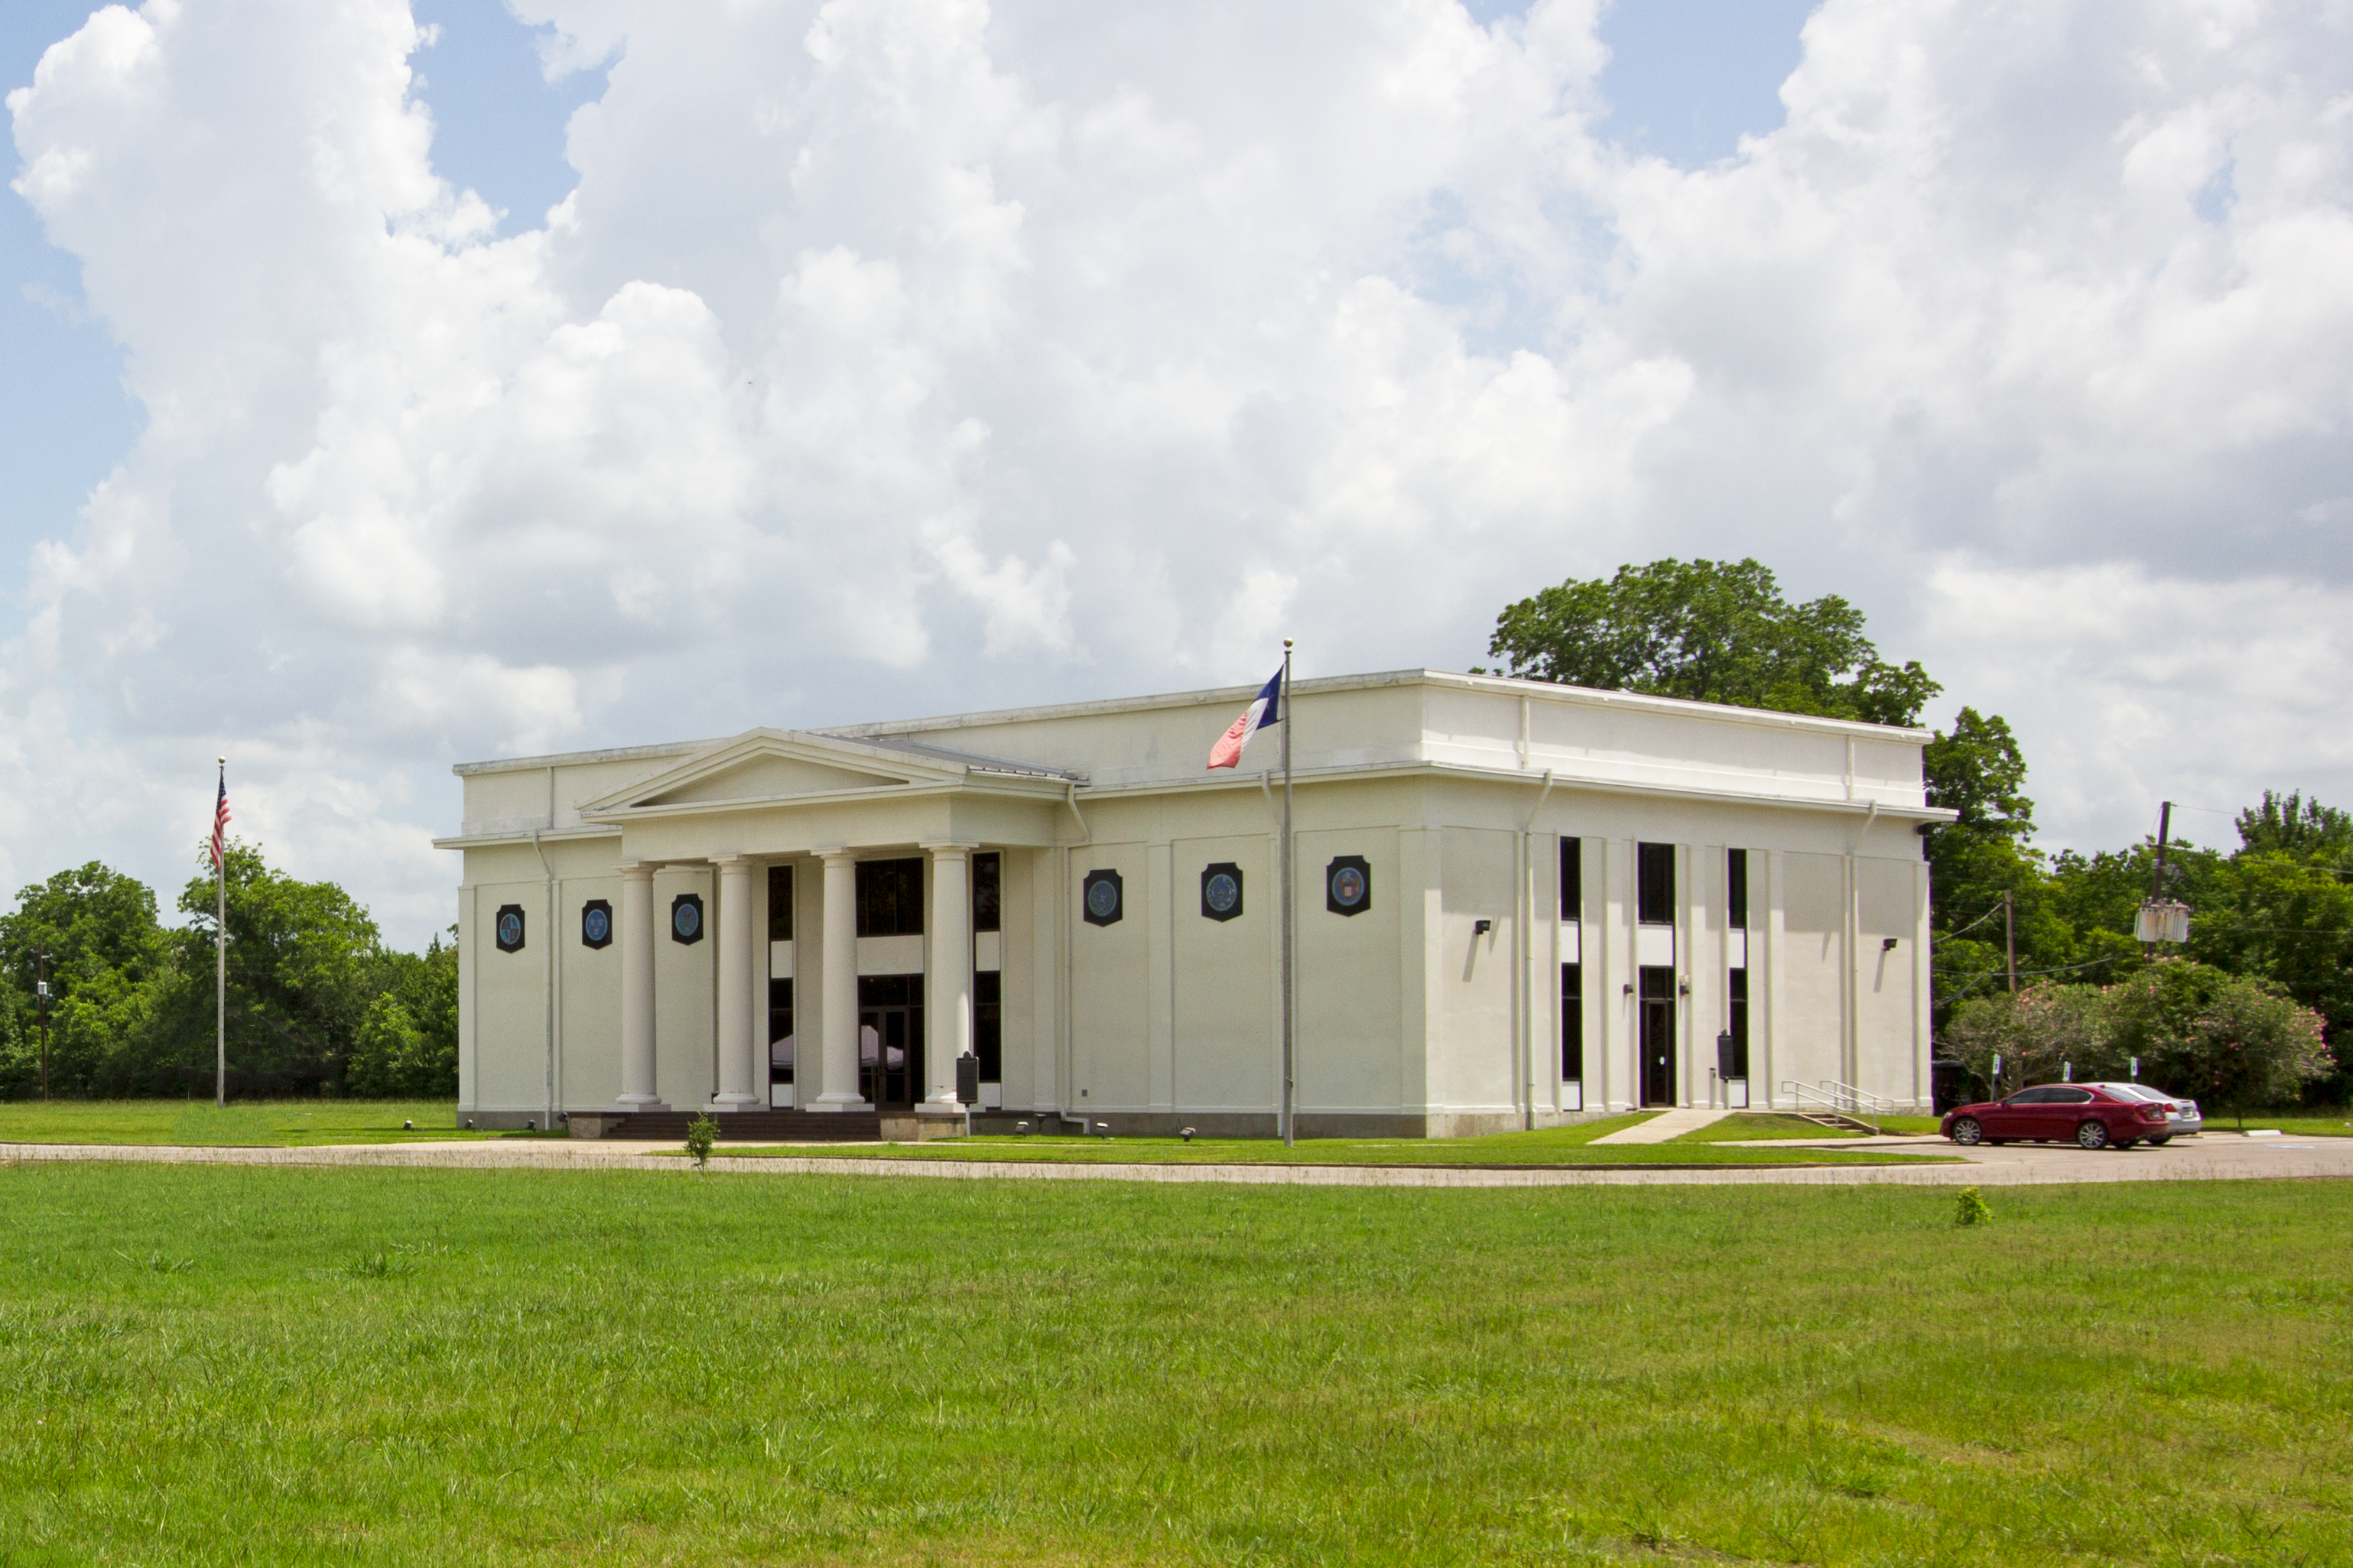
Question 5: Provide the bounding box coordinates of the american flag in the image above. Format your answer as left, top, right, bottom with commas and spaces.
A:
210, 765, 231, 869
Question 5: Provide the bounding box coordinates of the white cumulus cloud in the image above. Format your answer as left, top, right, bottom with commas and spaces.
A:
3, 0, 2351, 942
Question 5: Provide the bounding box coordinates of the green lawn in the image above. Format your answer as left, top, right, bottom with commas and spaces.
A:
707, 1136, 1933, 1167
2227, 1112, 2353, 1137
0, 1099, 528, 1146
708, 1118, 1943, 1167
0, 1165, 2345, 1565
1676, 1112, 1946, 1142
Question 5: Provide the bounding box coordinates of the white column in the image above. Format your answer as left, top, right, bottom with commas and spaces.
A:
617, 862, 663, 1108
713, 856, 759, 1109
811, 849, 869, 1110
924, 844, 972, 1112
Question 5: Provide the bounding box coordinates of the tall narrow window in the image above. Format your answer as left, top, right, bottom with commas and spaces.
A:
768, 863, 795, 941
973, 852, 1002, 933
1561, 963, 1583, 1079
1637, 842, 1675, 925
1727, 968, 1750, 1079
768, 978, 795, 1086
1559, 838, 1582, 922
1727, 849, 1748, 928
856, 858, 925, 937
975, 970, 1003, 1083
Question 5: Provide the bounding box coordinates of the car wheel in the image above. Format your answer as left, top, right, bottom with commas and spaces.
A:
1949, 1117, 1984, 1146
2148, 1135, 2172, 1146
2076, 1121, 2111, 1151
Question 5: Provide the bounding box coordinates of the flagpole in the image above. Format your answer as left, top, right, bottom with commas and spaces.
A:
216, 756, 226, 1110
1279, 639, 1295, 1148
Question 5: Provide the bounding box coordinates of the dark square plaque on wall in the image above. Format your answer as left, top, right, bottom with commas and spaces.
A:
1200, 862, 1243, 921
1325, 855, 1371, 917
1081, 868, 1124, 927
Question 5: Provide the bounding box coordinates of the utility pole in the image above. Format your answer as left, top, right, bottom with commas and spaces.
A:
2147, 800, 2173, 905
2004, 891, 2017, 993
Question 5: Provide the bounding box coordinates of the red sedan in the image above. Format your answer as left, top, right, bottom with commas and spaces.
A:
1942, 1083, 2173, 1151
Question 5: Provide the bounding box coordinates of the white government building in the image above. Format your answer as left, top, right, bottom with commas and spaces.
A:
437, 669, 1949, 1137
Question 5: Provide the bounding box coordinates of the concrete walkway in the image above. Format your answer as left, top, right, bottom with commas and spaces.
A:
4, 1132, 2349, 1189
1591, 1108, 1731, 1144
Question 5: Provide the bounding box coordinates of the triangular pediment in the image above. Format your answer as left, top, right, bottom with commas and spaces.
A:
645, 752, 905, 805
581, 729, 963, 815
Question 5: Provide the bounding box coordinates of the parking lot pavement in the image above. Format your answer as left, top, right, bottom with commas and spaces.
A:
1942, 1131, 2353, 1183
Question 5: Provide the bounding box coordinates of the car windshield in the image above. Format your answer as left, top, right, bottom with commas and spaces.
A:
2091, 1083, 2165, 1102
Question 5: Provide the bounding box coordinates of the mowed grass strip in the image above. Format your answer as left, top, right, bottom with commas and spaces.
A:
707, 1128, 1939, 1167
0, 1100, 533, 1147
2, 1165, 2348, 1565
1670, 1112, 1948, 1143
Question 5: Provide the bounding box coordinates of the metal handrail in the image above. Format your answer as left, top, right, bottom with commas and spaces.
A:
1779, 1079, 1896, 1133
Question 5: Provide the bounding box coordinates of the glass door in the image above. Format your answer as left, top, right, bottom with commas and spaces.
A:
857, 974, 924, 1107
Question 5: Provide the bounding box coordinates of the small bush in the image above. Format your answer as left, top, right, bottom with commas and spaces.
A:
685, 1112, 717, 1169
1954, 1187, 1993, 1227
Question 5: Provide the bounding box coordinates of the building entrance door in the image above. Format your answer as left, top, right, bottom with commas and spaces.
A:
1638, 966, 1677, 1106
858, 974, 925, 1108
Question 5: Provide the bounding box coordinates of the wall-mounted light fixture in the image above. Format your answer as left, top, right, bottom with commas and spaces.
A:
1882, 937, 1900, 951
1473, 918, 1494, 937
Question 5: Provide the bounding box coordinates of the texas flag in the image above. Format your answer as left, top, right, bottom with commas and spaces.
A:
1207, 668, 1283, 769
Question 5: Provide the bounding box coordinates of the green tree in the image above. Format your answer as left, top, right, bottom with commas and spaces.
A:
1480, 557, 1942, 726
1919, 709, 2056, 1019
2234, 790, 2353, 864
2105, 959, 2332, 1116
151, 840, 388, 1097
349, 930, 457, 1096
0, 862, 167, 1096
1942, 983, 2114, 1099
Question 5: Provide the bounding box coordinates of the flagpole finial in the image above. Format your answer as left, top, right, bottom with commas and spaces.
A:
1282, 638, 1293, 650
217, 756, 225, 766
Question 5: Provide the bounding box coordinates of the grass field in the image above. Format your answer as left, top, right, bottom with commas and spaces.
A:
707, 1118, 1945, 1167
1, 1163, 2346, 1565
2226, 1113, 2353, 1137
0, 1100, 542, 1146
1672, 1112, 1947, 1142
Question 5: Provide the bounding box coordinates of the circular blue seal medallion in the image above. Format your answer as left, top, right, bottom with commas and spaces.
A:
1205, 872, 1239, 914
1331, 866, 1366, 907
583, 907, 609, 944
497, 911, 523, 947
1081, 868, 1124, 927
673, 901, 701, 940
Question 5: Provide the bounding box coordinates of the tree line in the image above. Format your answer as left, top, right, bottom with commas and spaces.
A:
0, 842, 455, 1100
1485, 558, 2348, 1110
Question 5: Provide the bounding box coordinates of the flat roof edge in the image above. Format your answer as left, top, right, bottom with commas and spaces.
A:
449, 669, 1934, 775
